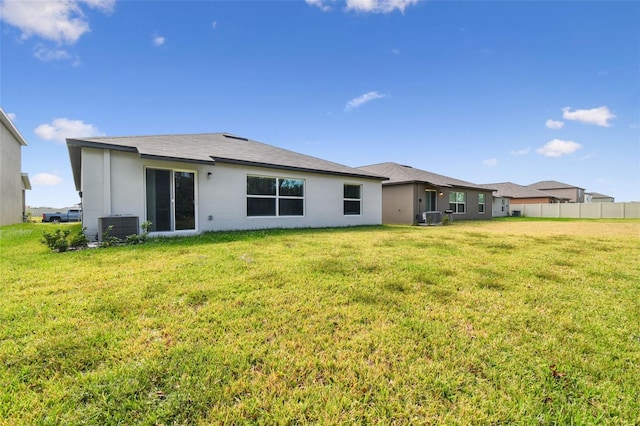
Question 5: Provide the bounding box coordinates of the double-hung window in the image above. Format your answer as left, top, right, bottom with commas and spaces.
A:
343, 184, 362, 215
449, 191, 466, 213
247, 176, 304, 217
478, 193, 486, 214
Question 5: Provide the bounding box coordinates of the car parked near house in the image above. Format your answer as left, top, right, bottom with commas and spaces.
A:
42, 209, 82, 223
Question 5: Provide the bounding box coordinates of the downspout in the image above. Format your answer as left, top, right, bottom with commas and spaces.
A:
103, 150, 111, 216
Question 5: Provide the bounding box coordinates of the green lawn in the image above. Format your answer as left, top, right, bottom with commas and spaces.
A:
1, 220, 639, 424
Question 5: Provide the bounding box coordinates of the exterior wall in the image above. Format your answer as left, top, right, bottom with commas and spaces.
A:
438, 187, 493, 221
537, 188, 583, 202
492, 197, 510, 217
380, 183, 493, 224
380, 184, 416, 224
0, 123, 24, 226
80, 148, 382, 239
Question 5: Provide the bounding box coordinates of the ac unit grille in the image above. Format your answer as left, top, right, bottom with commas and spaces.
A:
98, 216, 139, 241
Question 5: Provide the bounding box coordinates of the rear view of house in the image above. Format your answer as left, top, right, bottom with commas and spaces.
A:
0, 108, 31, 226
67, 133, 386, 240
358, 162, 494, 224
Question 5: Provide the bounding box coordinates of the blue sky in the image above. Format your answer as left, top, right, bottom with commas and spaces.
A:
1, 0, 638, 207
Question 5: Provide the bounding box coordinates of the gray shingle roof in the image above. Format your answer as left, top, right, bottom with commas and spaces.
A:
67, 133, 387, 186
358, 162, 492, 190
528, 180, 584, 190
480, 182, 569, 200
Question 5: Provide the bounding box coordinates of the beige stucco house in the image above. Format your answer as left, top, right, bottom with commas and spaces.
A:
0, 108, 31, 226
358, 162, 494, 224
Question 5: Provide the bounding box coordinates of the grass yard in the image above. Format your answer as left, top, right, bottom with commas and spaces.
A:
1, 219, 639, 424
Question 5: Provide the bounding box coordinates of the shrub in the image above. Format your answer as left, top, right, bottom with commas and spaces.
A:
41, 229, 71, 252
41, 227, 88, 252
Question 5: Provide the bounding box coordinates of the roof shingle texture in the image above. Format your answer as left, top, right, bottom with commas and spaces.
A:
480, 182, 568, 199
528, 180, 584, 190
358, 162, 490, 190
68, 133, 386, 180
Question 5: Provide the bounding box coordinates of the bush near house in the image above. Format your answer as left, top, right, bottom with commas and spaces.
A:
0, 220, 639, 424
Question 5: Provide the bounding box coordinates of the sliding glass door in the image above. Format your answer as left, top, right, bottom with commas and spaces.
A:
146, 168, 195, 232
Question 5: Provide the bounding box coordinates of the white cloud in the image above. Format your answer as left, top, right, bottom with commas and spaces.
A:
562, 106, 615, 127
344, 91, 386, 112
7, 112, 16, 121
32, 172, 63, 186
346, 0, 418, 13
510, 148, 530, 156
33, 44, 71, 61
306, 0, 418, 13
211, 20, 217, 29
483, 158, 498, 167
152, 35, 165, 46
0, 0, 115, 44
391, 48, 400, 55
35, 118, 104, 144
536, 139, 581, 157
545, 119, 564, 129
305, 0, 332, 11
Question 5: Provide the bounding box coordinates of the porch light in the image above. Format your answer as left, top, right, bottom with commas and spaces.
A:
439, 191, 443, 196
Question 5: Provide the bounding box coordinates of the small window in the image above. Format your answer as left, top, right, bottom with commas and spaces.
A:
344, 184, 361, 215
478, 193, 486, 214
449, 191, 466, 214
247, 176, 304, 217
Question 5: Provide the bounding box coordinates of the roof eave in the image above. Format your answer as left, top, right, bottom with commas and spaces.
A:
1, 108, 28, 146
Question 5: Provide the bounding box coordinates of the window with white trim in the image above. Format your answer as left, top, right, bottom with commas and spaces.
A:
343, 184, 361, 215
478, 193, 486, 214
449, 191, 466, 213
246, 176, 304, 217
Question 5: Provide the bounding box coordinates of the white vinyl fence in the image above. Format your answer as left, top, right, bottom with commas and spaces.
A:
510, 202, 640, 219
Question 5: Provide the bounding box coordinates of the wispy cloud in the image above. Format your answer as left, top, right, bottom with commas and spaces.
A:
211, 20, 218, 29
346, 0, 418, 13
344, 91, 386, 112
510, 148, 530, 156
0, 0, 115, 44
35, 118, 104, 144
306, 0, 418, 13
562, 106, 615, 127
6, 112, 17, 121
32, 172, 63, 186
305, 0, 332, 12
536, 139, 581, 157
545, 119, 564, 129
152, 34, 166, 46
482, 158, 498, 167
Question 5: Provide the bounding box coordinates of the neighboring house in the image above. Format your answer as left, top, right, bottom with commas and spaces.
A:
67, 133, 387, 239
0, 108, 31, 226
528, 180, 585, 203
357, 162, 494, 224
585, 192, 615, 203
481, 182, 568, 206
477, 184, 511, 217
